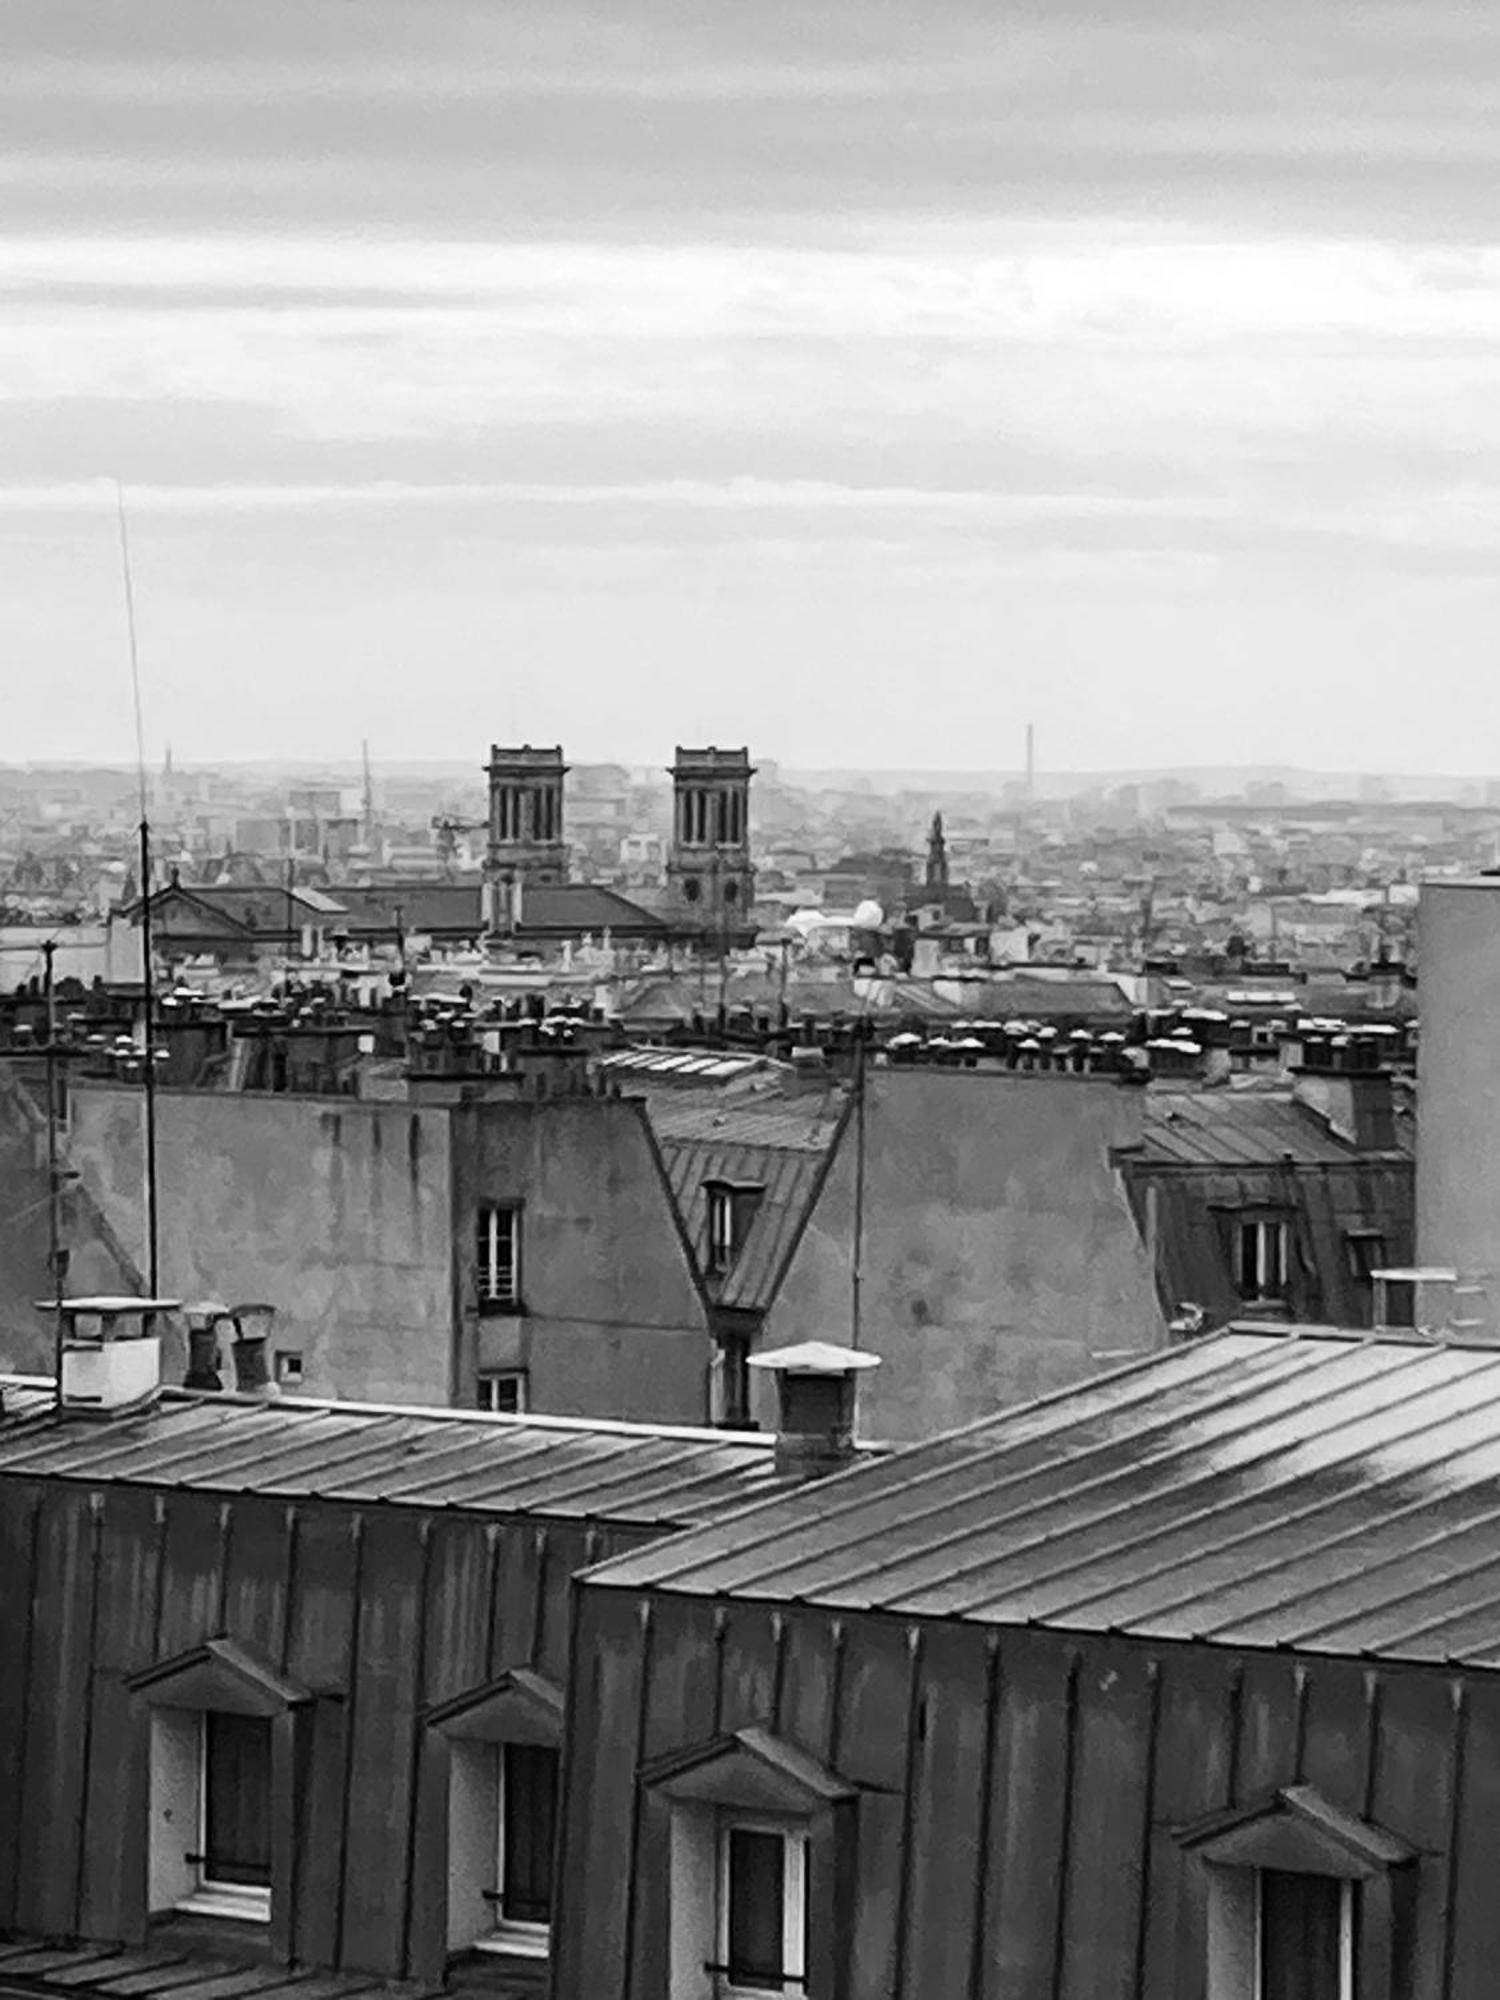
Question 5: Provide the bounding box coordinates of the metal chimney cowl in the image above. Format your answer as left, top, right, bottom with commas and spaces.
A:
748, 1340, 882, 1481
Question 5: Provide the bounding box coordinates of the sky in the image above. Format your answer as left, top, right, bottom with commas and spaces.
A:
4, 0, 1500, 775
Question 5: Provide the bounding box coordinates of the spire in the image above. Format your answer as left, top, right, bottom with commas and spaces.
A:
926, 811, 949, 892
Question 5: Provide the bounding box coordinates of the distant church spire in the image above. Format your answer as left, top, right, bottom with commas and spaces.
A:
925, 811, 950, 892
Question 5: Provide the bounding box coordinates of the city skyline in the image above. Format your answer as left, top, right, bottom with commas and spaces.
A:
4, 1, 1500, 770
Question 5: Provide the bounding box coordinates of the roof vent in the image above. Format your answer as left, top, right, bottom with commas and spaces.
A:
37, 1296, 181, 1415
749, 1341, 881, 1481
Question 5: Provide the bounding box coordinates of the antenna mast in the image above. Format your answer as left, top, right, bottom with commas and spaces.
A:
116, 480, 159, 1294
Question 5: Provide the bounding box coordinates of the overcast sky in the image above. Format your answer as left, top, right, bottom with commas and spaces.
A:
4, 0, 1500, 774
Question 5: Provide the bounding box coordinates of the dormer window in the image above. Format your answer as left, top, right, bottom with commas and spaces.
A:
1175, 1781, 1413, 2000
1231, 1213, 1291, 1303
705, 1183, 763, 1279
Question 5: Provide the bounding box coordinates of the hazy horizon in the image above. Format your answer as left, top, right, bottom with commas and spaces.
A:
4, 2, 1500, 771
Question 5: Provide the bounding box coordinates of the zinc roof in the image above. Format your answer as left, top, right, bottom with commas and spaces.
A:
646, 1088, 845, 1152
1141, 1090, 1411, 1166
0, 1381, 791, 1529
585, 1328, 1500, 1670
662, 1137, 834, 1310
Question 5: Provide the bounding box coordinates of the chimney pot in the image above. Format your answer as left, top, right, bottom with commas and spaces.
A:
228, 1302, 280, 1397
748, 1341, 881, 1480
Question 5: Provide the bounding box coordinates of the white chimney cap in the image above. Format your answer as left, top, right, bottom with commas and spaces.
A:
749, 1341, 882, 1375
35, 1295, 181, 1314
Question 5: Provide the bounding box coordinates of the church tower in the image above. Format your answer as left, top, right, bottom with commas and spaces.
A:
666, 745, 756, 936
925, 811, 950, 893
483, 744, 568, 933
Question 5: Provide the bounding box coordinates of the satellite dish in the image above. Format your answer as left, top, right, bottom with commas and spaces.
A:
852, 899, 885, 930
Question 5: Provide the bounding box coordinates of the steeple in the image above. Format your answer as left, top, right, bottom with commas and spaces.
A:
925, 811, 950, 893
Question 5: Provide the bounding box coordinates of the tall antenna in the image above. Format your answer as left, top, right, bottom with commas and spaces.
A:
116, 480, 159, 1295
361, 737, 374, 847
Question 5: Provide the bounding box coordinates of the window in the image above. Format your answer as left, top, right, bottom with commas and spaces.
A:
1344, 1230, 1387, 1284
148, 1706, 273, 1924
1175, 1782, 1409, 2000
705, 1183, 763, 1281
716, 1821, 807, 1995
274, 1350, 303, 1387
1259, 1871, 1353, 2000
707, 1186, 737, 1277
646, 1724, 854, 2000
1235, 1216, 1290, 1300
477, 1370, 528, 1415
498, 1743, 559, 1928
202, 1712, 273, 1893
446, 1737, 560, 1958
477, 1204, 522, 1311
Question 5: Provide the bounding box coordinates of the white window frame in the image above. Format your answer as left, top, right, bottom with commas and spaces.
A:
714, 1816, 808, 1998
148, 1708, 272, 1926
1236, 1216, 1290, 1300
447, 1739, 555, 1962
1206, 1865, 1354, 2000
477, 1204, 522, 1310
1255, 1871, 1353, 2000
706, 1187, 736, 1276
477, 1369, 528, 1415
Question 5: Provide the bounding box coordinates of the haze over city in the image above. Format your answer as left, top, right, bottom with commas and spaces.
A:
5, 0, 1500, 771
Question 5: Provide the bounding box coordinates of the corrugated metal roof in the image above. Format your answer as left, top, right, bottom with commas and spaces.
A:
585, 1328, 1500, 1669
1141, 1090, 1410, 1166
0, 1381, 792, 1528
662, 1138, 833, 1310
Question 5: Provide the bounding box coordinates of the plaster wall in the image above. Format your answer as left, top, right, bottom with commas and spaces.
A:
767, 1068, 1166, 1439
451, 1094, 711, 1424
69, 1084, 456, 1403
0, 1067, 139, 1372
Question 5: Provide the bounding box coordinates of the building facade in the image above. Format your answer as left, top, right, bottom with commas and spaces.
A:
555, 1327, 1500, 1999
0, 1375, 795, 1989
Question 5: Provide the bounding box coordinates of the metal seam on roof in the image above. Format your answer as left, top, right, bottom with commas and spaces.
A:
646, 1338, 1330, 1595
576, 1332, 1500, 1668
1006, 1375, 1500, 1635
935, 1344, 1499, 1622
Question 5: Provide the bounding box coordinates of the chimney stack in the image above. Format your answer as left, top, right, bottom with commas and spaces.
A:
183, 1301, 232, 1390
748, 1341, 881, 1481
1415, 879, 1500, 1334
226, 1302, 280, 1397
39, 1296, 181, 1414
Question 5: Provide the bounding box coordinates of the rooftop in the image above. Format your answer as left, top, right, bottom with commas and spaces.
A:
0, 1380, 799, 1530
585, 1327, 1500, 1669
1140, 1088, 1412, 1167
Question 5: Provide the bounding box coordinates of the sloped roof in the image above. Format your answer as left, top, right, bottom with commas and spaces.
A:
327, 881, 665, 940
645, 1088, 845, 1151
319, 881, 484, 937
1140, 1090, 1412, 1167
519, 884, 667, 935
660, 1135, 838, 1311
132, 882, 334, 936
584, 1327, 1500, 1669
0, 1381, 793, 1529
